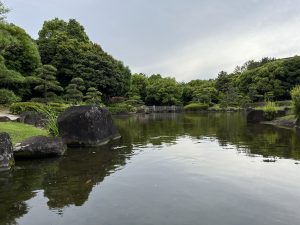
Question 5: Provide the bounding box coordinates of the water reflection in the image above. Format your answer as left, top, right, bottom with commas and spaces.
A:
0, 112, 300, 225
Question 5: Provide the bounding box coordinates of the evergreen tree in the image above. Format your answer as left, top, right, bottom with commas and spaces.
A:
65, 77, 85, 103
34, 65, 63, 101
0, 1, 9, 23
84, 87, 102, 105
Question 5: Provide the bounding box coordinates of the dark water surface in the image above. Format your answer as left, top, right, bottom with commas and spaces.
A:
1, 113, 300, 225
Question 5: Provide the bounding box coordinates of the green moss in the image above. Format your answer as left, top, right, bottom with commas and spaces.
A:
0, 122, 48, 144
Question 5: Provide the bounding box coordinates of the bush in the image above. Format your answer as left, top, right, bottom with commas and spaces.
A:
291, 85, 300, 116
10, 102, 46, 114
108, 103, 136, 114
184, 103, 209, 111
10, 102, 69, 115
0, 89, 20, 105
262, 101, 278, 121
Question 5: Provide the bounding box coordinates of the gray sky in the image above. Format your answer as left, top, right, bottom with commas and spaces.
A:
5, 0, 300, 81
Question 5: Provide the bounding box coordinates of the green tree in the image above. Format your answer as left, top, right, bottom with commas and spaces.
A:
65, 77, 85, 103
84, 87, 102, 105
0, 1, 9, 23
145, 75, 182, 106
34, 65, 63, 101
37, 18, 131, 99
128, 73, 149, 101
291, 85, 300, 116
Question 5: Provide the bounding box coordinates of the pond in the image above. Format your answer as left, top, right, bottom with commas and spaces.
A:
1, 112, 300, 225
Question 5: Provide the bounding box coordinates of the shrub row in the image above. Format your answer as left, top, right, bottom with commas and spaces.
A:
184, 103, 209, 111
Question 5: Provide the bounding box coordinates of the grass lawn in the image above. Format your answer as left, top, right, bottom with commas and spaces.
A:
0, 122, 48, 144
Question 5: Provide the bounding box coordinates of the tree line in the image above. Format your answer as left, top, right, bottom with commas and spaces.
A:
1, 1, 300, 107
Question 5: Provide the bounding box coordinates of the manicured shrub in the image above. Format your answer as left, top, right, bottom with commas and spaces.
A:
9, 102, 46, 114
108, 103, 136, 114
291, 85, 300, 116
0, 89, 20, 105
262, 101, 277, 121
184, 103, 209, 111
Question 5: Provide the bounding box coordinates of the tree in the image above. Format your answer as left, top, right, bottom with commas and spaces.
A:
34, 65, 63, 101
0, 1, 9, 23
145, 75, 182, 106
65, 77, 85, 103
84, 87, 102, 105
128, 73, 149, 101
37, 18, 131, 99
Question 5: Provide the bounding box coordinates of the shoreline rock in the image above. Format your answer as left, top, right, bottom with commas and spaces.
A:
14, 136, 66, 159
0, 132, 14, 171
58, 105, 121, 147
18, 111, 48, 128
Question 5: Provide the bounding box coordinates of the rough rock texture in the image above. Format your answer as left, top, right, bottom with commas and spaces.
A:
0, 132, 14, 171
14, 136, 66, 159
296, 117, 300, 128
58, 106, 121, 146
0, 116, 11, 122
18, 111, 48, 127
246, 110, 265, 123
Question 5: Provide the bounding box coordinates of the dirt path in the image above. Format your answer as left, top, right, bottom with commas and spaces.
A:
0, 110, 19, 120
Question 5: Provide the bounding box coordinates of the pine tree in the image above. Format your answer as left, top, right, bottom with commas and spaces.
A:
65, 77, 85, 103
84, 87, 102, 105
34, 65, 63, 101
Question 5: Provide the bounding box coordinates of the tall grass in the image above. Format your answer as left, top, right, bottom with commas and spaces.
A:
262, 101, 278, 121
291, 85, 300, 116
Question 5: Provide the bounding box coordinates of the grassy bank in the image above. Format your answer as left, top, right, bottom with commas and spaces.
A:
0, 122, 48, 144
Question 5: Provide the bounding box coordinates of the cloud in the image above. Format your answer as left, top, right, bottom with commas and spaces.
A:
6, 0, 300, 81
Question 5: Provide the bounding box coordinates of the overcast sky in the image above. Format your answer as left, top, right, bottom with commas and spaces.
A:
5, 0, 300, 81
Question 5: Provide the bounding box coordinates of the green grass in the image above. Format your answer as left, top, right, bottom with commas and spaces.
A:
0, 122, 48, 144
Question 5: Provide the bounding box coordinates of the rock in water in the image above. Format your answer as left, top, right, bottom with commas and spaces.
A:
0, 132, 14, 171
14, 136, 66, 159
246, 110, 265, 123
18, 111, 48, 127
58, 106, 121, 146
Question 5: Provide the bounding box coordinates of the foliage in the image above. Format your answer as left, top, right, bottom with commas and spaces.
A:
84, 87, 102, 105
108, 103, 136, 114
128, 73, 149, 101
0, 122, 48, 144
34, 65, 63, 101
262, 102, 278, 121
0, 1, 9, 22
37, 18, 131, 98
10, 102, 46, 114
291, 85, 300, 116
65, 77, 85, 103
0, 89, 20, 105
184, 103, 209, 111
145, 75, 182, 106
34, 106, 60, 136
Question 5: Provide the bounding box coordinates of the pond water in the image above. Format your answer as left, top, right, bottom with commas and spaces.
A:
1, 113, 300, 225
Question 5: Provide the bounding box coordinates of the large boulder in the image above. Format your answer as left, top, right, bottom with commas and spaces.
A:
14, 136, 66, 159
246, 110, 265, 123
0, 132, 14, 171
18, 111, 47, 127
58, 106, 121, 146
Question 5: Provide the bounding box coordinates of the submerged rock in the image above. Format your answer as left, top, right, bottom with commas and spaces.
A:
18, 111, 48, 128
58, 105, 120, 146
14, 136, 66, 159
246, 110, 265, 123
0, 132, 14, 171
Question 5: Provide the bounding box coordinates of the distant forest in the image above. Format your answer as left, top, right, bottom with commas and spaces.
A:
1, 1, 300, 107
